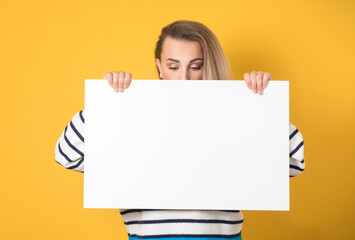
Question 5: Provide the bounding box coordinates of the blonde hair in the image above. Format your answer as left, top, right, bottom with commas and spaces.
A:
154, 20, 233, 80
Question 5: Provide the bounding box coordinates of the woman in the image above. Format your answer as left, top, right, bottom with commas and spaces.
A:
55, 20, 305, 240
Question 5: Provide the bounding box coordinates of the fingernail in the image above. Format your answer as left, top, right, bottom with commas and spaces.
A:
119, 88, 123, 92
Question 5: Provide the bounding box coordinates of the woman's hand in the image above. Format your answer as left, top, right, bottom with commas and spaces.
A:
104, 71, 132, 92
243, 71, 272, 95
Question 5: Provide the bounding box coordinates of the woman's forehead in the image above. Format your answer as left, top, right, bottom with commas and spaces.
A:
161, 37, 203, 61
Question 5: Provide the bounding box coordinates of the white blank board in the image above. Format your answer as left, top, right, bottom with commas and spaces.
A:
84, 79, 289, 211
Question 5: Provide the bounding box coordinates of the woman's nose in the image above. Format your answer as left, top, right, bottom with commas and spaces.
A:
179, 68, 189, 80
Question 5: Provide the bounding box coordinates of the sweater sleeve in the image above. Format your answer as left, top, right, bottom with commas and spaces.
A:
289, 122, 305, 177
54, 109, 85, 173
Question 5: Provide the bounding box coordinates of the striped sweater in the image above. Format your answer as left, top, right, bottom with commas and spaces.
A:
54, 109, 305, 240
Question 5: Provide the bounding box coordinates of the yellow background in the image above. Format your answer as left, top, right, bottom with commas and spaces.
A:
1, 0, 354, 239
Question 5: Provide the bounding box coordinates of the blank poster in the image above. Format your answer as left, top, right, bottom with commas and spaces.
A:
84, 79, 289, 211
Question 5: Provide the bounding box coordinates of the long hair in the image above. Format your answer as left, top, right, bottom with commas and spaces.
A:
154, 20, 233, 80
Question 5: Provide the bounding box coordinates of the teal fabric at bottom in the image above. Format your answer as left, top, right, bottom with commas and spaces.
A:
128, 235, 242, 240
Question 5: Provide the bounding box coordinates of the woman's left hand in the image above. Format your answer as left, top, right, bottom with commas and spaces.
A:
243, 71, 272, 95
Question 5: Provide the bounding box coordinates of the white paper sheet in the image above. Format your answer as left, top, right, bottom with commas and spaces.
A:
84, 79, 289, 210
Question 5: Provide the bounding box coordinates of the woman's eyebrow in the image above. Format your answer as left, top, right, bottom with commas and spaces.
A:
166, 58, 203, 63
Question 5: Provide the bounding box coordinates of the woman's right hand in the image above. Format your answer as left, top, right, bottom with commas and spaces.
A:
104, 71, 132, 93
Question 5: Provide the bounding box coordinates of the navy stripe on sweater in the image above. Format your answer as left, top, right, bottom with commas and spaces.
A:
58, 143, 73, 162
289, 164, 304, 172
289, 129, 299, 140
67, 156, 84, 170
79, 110, 85, 123
127, 232, 241, 239
289, 141, 303, 158
124, 219, 244, 225
63, 125, 83, 157
70, 121, 84, 142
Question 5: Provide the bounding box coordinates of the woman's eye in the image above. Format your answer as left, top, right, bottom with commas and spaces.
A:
190, 66, 202, 70
169, 67, 179, 71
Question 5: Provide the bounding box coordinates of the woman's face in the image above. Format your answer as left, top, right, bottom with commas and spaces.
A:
156, 36, 204, 80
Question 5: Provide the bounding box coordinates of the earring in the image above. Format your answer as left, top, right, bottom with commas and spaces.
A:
159, 72, 163, 79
